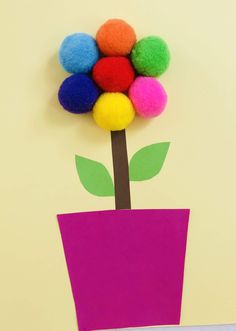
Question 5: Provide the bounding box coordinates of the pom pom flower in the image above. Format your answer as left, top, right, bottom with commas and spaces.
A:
56, 23, 190, 331
57, 19, 171, 208
58, 19, 170, 129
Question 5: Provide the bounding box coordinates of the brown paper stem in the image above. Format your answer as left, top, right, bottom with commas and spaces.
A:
111, 130, 131, 210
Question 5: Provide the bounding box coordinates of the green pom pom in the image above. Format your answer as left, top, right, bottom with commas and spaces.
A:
131, 36, 170, 77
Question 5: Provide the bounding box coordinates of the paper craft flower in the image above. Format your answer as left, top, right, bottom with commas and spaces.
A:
57, 19, 190, 331
58, 19, 171, 209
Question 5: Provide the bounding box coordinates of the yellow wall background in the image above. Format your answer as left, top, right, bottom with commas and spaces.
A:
0, 0, 236, 330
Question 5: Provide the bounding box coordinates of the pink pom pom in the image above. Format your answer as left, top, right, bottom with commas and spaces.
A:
129, 77, 168, 118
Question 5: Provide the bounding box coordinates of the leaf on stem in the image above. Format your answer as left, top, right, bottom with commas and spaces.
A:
129, 142, 170, 181
75, 155, 115, 196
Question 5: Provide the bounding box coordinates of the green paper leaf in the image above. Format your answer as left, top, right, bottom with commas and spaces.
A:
129, 142, 170, 181
75, 155, 115, 197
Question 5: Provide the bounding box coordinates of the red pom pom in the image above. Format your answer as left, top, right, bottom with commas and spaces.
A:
92, 57, 135, 92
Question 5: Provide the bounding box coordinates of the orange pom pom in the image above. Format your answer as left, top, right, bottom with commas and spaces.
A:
96, 19, 136, 56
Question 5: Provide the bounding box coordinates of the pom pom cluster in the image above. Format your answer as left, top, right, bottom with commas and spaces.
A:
58, 19, 170, 131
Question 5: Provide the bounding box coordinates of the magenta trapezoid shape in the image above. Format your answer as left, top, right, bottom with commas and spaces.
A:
58, 209, 190, 331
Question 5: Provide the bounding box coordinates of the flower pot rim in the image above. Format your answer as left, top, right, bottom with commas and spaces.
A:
57, 208, 190, 220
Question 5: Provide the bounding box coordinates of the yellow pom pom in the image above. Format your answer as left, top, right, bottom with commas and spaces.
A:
93, 93, 135, 131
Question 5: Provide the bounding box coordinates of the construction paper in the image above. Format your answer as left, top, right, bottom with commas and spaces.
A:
129, 142, 170, 181
111, 130, 131, 209
58, 209, 189, 331
75, 155, 114, 197
126, 324, 236, 331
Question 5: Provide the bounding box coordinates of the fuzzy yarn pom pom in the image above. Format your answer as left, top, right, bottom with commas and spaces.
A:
59, 33, 99, 74
129, 77, 167, 118
92, 57, 135, 92
93, 93, 135, 131
58, 74, 100, 114
131, 36, 170, 77
96, 19, 136, 56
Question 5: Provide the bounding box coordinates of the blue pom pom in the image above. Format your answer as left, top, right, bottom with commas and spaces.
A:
59, 33, 99, 74
58, 74, 100, 114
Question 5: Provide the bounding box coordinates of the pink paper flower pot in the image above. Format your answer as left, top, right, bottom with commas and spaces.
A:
58, 209, 190, 331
